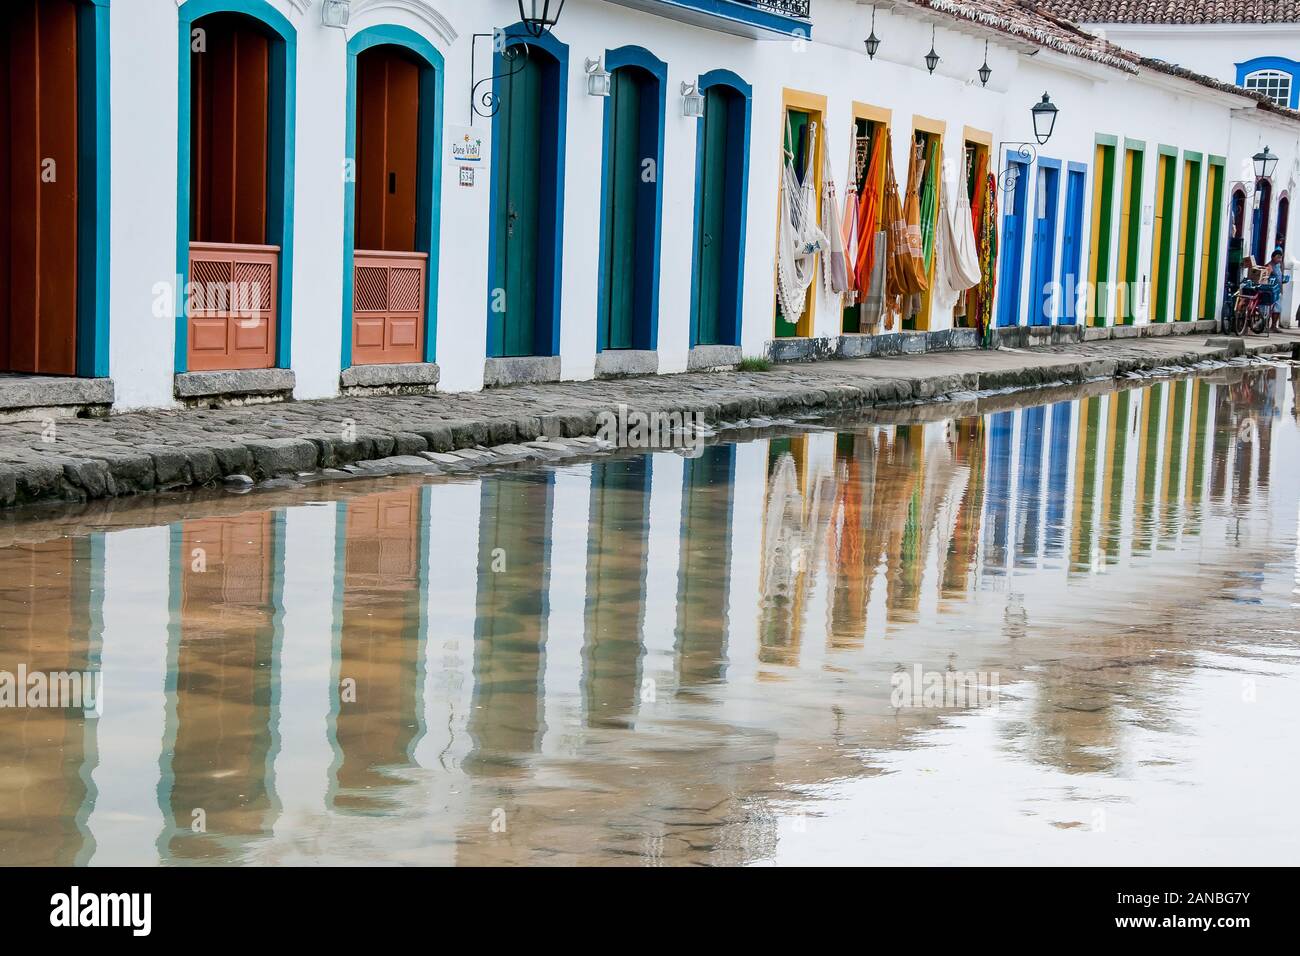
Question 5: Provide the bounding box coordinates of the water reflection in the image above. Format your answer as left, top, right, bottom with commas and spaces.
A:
0, 366, 1297, 865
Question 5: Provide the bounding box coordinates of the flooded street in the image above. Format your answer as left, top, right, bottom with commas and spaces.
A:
1, 364, 1298, 866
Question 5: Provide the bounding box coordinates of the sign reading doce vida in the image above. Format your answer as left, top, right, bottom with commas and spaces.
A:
448, 126, 485, 166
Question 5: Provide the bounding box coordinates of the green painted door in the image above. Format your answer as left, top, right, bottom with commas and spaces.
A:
775, 109, 810, 338
600, 69, 644, 350
692, 88, 730, 346
493, 55, 542, 357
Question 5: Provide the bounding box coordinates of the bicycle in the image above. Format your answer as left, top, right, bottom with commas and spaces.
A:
1230, 280, 1270, 337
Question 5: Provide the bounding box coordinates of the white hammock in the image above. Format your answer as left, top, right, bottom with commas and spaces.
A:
777, 120, 829, 322
821, 128, 849, 298
935, 145, 983, 313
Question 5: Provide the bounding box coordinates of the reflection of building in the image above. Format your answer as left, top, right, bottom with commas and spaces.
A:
161, 512, 283, 862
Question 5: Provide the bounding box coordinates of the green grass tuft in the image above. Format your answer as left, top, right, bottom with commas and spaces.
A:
738, 356, 773, 372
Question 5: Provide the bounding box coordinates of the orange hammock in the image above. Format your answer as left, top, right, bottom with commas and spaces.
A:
853, 131, 887, 292
885, 130, 928, 317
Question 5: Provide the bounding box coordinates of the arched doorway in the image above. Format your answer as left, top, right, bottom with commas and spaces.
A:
1252, 178, 1272, 264
178, 2, 295, 374
343, 30, 442, 368
489, 33, 566, 360
690, 71, 750, 349
1274, 193, 1289, 255
2, 0, 82, 375
597, 48, 665, 354
1226, 186, 1246, 292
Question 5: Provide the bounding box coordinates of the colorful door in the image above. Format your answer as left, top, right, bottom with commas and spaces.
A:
1059, 167, 1086, 325
188, 14, 278, 371
1, 0, 79, 375
352, 45, 426, 365
996, 158, 1028, 327
692, 86, 741, 347
1150, 151, 1176, 321
1176, 156, 1202, 322
492, 55, 543, 357
600, 67, 655, 351
1116, 147, 1144, 324
1028, 162, 1060, 325
1088, 144, 1115, 326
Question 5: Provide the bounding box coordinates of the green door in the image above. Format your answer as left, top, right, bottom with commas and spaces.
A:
493, 56, 542, 357
600, 69, 644, 350
692, 88, 730, 346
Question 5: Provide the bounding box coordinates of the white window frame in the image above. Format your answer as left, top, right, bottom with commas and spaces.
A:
1243, 69, 1293, 107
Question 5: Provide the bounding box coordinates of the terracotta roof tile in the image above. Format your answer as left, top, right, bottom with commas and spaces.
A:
1035, 0, 1300, 24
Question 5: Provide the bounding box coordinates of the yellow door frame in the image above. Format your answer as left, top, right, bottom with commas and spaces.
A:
911, 114, 946, 331
774, 88, 828, 338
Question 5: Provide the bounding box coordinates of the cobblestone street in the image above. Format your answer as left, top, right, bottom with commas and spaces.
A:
1, 333, 1294, 511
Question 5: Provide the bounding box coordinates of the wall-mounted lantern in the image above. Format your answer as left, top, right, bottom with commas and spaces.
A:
585, 57, 611, 97
1254, 146, 1278, 180
924, 25, 940, 75
681, 81, 705, 118
1031, 92, 1058, 145
864, 6, 881, 60
321, 0, 350, 28
518, 0, 567, 39
978, 40, 992, 87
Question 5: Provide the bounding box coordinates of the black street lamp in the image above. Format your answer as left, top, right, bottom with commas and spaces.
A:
1031, 92, 1058, 145
518, 0, 566, 38
864, 6, 881, 59
978, 40, 991, 87
924, 25, 939, 74
1253, 146, 1278, 180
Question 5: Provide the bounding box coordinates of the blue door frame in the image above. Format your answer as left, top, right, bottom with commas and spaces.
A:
1059, 163, 1087, 325
339, 25, 445, 367
997, 154, 1029, 327
174, 0, 297, 373
1028, 158, 1060, 326
77, 0, 111, 377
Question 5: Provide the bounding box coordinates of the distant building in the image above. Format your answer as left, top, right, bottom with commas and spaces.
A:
1044, 1, 1300, 107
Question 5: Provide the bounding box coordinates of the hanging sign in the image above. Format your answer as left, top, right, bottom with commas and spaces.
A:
448, 126, 485, 166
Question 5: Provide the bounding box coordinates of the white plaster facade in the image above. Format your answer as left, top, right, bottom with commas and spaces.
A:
84, 0, 1300, 411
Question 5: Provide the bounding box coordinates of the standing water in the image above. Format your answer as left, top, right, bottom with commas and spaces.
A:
1, 365, 1297, 866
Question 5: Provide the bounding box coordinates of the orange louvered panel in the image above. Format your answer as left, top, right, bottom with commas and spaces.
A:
188, 242, 278, 371
351, 251, 426, 365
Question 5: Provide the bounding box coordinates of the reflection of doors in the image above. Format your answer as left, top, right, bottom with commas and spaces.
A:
188, 13, 277, 371
1, 0, 79, 375
996, 159, 1028, 327
1028, 163, 1060, 325
600, 67, 655, 351
493, 55, 543, 357
1060, 167, 1086, 325
352, 46, 426, 365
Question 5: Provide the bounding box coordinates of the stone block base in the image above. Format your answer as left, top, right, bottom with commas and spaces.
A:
483, 355, 562, 387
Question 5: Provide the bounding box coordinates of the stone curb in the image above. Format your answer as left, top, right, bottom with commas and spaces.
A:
0, 337, 1290, 511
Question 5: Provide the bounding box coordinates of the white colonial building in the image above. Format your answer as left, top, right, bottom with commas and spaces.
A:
0, 0, 1297, 417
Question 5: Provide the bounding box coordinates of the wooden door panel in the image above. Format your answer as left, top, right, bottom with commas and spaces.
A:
351, 251, 426, 364
187, 242, 278, 370
2, 0, 79, 375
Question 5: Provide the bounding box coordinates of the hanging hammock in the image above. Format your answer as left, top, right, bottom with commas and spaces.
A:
821, 128, 849, 297
918, 138, 939, 276
977, 171, 1000, 342
842, 182, 859, 300
776, 119, 829, 323
854, 131, 886, 294
934, 143, 983, 315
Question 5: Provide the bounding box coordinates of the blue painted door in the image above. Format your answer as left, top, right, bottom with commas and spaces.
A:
996, 160, 1028, 327
1028, 163, 1059, 326
1059, 168, 1086, 325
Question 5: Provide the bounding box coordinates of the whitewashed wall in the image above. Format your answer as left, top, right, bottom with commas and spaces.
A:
102, 0, 1300, 412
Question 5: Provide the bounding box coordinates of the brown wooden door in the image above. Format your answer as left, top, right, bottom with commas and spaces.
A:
188, 14, 277, 371
1, 0, 79, 375
352, 45, 424, 365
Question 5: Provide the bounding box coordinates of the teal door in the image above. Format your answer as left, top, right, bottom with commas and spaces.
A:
692, 88, 730, 346
600, 68, 649, 350
493, 56, 542, 357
